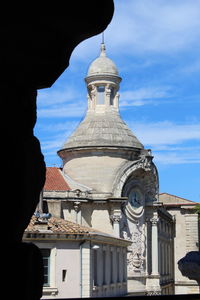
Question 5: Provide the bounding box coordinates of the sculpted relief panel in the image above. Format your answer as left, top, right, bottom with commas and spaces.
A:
119, 160, 159, 275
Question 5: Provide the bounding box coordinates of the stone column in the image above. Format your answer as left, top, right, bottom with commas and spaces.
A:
150, 212, 159, 276
114, 92, 119, 108
146, 211, 161, 295
105, 84, 111, 106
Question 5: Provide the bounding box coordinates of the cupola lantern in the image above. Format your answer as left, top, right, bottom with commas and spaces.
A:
85, 43, 121, 113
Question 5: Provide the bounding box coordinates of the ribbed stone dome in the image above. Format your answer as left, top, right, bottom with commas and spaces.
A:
58, 43, 144, 154
60, 112, 144, 150
87, 43, 119, 77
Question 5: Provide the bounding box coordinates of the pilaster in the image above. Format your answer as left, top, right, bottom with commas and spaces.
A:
146, 211, 161, 295
110, 214, 122, 237
81, 241, 92, 298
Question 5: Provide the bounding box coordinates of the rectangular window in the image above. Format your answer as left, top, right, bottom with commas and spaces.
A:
93, 250, 98, 286
123, 252, 126, 282
97, 86, 105, 104
41, 249, 50, 286
103, 250, 106, 285
117, 251, 120, 282
110, 251, 113, 283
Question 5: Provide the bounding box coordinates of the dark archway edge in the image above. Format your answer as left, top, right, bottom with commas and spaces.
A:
0, 2, 114, 299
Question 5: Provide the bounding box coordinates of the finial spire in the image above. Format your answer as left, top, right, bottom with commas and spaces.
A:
100, 43, 106, 57
100, 33, 106, 57
102, 31, 104, 44
100, 32, 106, 57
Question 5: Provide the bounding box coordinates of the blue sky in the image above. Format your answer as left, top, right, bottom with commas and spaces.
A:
35, 0, 200, 202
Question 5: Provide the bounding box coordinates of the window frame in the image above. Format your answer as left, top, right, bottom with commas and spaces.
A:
97, 85, 105, 105
41, 248, 51, 287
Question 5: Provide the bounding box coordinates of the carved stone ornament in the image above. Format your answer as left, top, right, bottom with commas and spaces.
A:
113, 155, 159, 201
150, 212, 159, 226
73, 201, 81, 213
125, 223, 146, 272
136, 155, 152, 172
110, 214, 121, 224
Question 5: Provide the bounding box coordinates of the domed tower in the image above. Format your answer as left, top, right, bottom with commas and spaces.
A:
58, 43, 161, 295
58, 43, 145, 193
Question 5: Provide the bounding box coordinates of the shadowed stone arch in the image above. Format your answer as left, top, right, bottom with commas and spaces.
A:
112, 157, 159, 201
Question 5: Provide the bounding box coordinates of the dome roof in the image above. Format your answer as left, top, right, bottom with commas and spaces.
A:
58, 43, 144, 154
59, 112, 144, 151
87, 43, 119, 77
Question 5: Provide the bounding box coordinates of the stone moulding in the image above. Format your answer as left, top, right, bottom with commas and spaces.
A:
112, 156, 159, 200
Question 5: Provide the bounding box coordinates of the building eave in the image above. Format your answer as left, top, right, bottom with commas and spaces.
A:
58, 145, 142, 157
23, 231, 132, 247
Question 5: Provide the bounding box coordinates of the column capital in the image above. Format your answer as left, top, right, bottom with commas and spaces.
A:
150, 212, 159, 226
73, 201, 81, 213
110, 214, 121, 224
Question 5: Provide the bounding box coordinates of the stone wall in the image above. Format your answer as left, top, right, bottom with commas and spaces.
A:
167, 207, 199, 294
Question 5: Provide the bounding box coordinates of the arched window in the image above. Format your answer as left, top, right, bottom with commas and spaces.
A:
97, 85, 105, 104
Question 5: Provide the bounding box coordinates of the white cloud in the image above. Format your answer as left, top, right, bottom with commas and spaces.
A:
180, 59, 200, 74
37, 102, 86, 118
71, 0, 200, 60
36, 83, 87, 118
120, 86, 171, 107
37, 88, 82, 107
129, 121, 200, 146
155, 151, 200, 165
111, 0, 200, 54
36, 120, 80, 133
127, 120, 200, 164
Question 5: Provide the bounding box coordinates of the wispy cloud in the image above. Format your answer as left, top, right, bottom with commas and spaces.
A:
127, 120, 200, 164
129, 121, 200, 146
111, 0, 200, 54
36, 120, 80, 133
37, 88, 80, 107
155, 151, 200, 165
37, 86, 87, 118
38, 102, 86, 118
71, 0, 200, 60
120, 86, 171, 107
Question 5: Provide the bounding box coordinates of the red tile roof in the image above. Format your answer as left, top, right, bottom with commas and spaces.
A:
44, 167, 70, 191
26, 215, 94, 234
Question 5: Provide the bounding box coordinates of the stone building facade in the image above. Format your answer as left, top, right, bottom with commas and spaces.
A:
28, 44, 199, 297
24, 215, 130, 298
160, 193, 199, 294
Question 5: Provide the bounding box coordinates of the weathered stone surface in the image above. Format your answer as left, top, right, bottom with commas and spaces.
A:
60, 112, 144, 150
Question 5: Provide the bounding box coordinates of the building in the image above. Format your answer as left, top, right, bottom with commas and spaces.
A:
25, 43, 199, 297
24, 214, 131, 298
160, 193, 199, 294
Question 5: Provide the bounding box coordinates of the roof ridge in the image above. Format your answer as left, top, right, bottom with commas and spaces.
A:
159, 192, 196, 204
